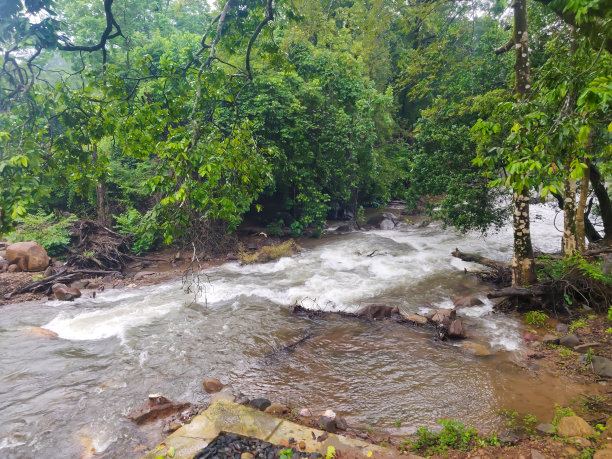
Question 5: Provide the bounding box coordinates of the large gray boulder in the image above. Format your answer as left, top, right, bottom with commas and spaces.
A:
580, 355, 612, 378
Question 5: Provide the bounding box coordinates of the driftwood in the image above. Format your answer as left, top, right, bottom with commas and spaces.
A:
5, 268, 120, 298
487, 285, 553, 299
451, 248, 512, 285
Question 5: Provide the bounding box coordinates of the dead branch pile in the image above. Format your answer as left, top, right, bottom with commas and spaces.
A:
453, 247, 612, 314
5, 268, 120, 298
65, 220, 134, 270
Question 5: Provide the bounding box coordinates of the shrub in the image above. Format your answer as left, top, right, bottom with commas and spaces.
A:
6, 211, 77, 257
114, 208, 160, 254
524, 311, 549, 327
552, 405, 575, 428
410, 419, 483, 455
239, 240, 300, 264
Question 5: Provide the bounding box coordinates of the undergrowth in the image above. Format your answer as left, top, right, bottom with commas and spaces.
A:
6, 211, 77, 257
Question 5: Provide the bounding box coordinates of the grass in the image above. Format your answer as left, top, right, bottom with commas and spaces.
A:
239, 240, 300, 264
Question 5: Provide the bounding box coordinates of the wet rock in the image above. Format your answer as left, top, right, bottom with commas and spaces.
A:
430, 308, 456, 326
522, 333, 538, 342
165, 421, 182, 433
580, 355, 612, 378
357, 304, 394, 320
127, 394, 192, 425
575, 342, 601, 353
54, 286, 81, 301
335, 225, 353, 233
235, 395, 250, 405
531, 449, 546, 459
248, 398, 271, 411
210, 391, 236, 404
317, 416, 337, 433
403, 313, 428, 325
535, 423, 555, 435
203, 377, 223, 393
379, 219, 395, 230
447, 319, 466, 339
323, 409, 336, 419
557, 416, 596, 437
335, 415, 348, 430
7, 264, 21, 273
71, 279, 90, 290
571, 437, 592, 448
460, 341, 492, 356
559, 334, 580, 348
299, 408, 313, 417
134, 271, 156, 280
453, 296, 484, 308
541, 334, 559, 345
595, 449, 612, 459
498, 429, 520, 445
25, 326, 59, 339
6, 241, 50, 272
264, 403, 289, 416
556, 323, 569, 333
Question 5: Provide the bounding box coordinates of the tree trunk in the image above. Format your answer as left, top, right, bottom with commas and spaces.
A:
562, 161, 577, 256
92, 144, 110, 228
510, 0, 537, 285
590, 163, 612, 244
576, 158, 590, 252
512, 188, 537, 285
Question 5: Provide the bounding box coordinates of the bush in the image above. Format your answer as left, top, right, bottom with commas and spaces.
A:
409, 419, 487, 455
6, 211, 77, 257
114, 208, 160, 254
524, 311, 549, 327
239, 240, 299, 264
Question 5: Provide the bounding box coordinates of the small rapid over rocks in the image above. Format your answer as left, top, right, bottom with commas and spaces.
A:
0, 203, 590, 458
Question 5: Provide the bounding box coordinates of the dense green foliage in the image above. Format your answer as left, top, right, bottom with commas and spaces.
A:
1, 0, 610, 254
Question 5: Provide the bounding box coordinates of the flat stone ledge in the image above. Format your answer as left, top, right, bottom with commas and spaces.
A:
142, 400, 417, 458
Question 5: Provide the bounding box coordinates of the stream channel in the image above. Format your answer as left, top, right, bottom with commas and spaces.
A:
0, 203, 595, 458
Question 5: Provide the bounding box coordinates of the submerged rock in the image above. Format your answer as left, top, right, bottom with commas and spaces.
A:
460, 341, 492, 356
453, 296, 483, 308
25, 326, 59, 339
127, 394, 192, 425
357, 304, 395, 320
203, 377, 223, 393
557, 416, 596, 437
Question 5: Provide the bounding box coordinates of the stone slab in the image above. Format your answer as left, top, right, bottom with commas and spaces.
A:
142, 400, 414, 459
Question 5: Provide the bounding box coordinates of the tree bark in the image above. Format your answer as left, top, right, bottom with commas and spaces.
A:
92, 144, 110, 228
576, 158, 590, 252
512, 188, 538, 285
562, 157, 578, 256
510, 0, 537, 286
589, 163, 612, 244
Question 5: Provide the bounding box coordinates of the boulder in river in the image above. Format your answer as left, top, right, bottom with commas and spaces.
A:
53, 286, 81, 301
203, 377, 224, 393
318, 416, 337, 433
127, 394, 192, 425
248, 398, 271, 411
430, 308, 456, 326
6, 241, 50, 272
447, 319, 466, 339
556, 415, 595, 437
379, 218, 395, 230
452, 296, 483, 308
403, 313, 428, 325
559, 334, 580, 348
357, 304, 395, 320
25, 326, 59, 339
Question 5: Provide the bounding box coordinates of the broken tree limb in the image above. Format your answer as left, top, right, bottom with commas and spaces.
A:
6, 268, 120, 298
487, 285, 553, 299
451, 248, 510, 271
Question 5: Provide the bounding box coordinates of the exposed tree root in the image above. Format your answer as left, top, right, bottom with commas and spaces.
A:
451, 248, 512, 285
66, 220, 134, 270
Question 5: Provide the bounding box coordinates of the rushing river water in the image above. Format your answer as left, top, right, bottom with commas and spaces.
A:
0, 203, 595, 458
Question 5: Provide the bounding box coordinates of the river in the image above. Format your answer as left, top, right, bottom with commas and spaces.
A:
0, 203, 592, 458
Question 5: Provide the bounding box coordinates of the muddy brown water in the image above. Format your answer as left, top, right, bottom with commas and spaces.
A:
0, 203, 598, 458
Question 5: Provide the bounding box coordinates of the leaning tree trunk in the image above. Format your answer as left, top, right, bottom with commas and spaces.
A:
562, 161, 578, 256
590, 163, 612, 244
91, 144, 110, 228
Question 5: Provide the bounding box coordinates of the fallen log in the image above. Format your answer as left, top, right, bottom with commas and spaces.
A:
5, 268, 120, 298
451, 248, 512, 285
487, 285, 554, 299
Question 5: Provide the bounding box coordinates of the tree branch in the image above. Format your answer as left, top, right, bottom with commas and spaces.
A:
246, 0, 274, 80
494, 38, 515, 55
